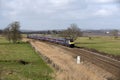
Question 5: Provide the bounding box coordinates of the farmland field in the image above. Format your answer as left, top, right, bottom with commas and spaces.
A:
75, 37, 120, 56
0, 37, 53, 80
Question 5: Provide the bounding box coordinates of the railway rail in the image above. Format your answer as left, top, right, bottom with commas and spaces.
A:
73, 48, 120, 78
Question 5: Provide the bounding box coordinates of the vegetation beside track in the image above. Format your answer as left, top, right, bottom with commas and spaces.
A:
0, 37, 53, 80
75, 37, 120, 56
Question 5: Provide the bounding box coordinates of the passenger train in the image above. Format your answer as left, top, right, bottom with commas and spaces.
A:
27, 35, 74, 48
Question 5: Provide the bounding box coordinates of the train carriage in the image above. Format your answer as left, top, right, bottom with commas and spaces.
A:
27, 35, 74, 48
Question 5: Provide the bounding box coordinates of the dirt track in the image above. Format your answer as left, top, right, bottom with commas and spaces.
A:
23, 39, 116, 80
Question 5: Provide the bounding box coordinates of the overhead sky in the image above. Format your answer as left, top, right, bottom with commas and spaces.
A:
0, 0, 120, 30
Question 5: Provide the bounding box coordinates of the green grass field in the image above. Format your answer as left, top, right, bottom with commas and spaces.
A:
0, 37, 53, 80
75, 37, 120, 56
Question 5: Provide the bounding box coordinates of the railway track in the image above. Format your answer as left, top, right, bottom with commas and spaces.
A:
44, 41, 120, 79
31, 39, 120, 79
72, 48, 120, 78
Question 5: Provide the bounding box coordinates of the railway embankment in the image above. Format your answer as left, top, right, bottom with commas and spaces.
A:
23, 39, 118, 80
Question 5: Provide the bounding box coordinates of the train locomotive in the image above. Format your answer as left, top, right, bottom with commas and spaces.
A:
27, 35, 74, 48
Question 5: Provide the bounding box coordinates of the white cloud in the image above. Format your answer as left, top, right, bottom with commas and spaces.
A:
86, 0, 120, 4
94, 4, 119, 16
85, 0, 120, 17
1, 0, 28, 20
94, 0, 116, 3
49, 0, 70, 6
1, 0, 74, 18
95, 9, 111, 16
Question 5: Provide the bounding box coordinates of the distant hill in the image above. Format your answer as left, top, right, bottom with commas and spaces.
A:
82, 30, 120, 36
20, 29, 120, 37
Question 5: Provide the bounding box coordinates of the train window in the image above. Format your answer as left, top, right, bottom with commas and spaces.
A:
70, 39, 73, 42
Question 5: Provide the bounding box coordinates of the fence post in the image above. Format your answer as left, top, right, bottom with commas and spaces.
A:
77, 56, 81, 64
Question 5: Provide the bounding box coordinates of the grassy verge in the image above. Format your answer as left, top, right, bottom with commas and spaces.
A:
75, 37, 120, 56
0, 37, 53, 80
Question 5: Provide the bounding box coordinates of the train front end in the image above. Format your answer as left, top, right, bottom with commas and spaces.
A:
68, 39, 74, 48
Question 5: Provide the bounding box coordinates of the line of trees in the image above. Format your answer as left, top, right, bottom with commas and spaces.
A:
112, 30, 119, 39
2, 22, 119, 42
3, 21, 21, 43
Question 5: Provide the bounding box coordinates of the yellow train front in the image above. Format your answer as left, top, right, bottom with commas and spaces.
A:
68, 39, 75, 48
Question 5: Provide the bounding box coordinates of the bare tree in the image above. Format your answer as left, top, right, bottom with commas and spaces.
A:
3, 27, 12, 42
60, 24, 82, 40
0, 30, 3, 34
10, 22, 21, 43
112, 30, 119, 39
4, 21, 21, 43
